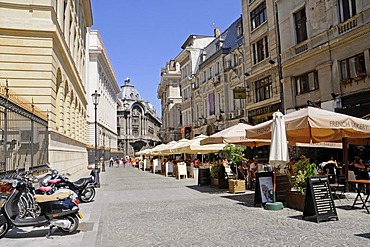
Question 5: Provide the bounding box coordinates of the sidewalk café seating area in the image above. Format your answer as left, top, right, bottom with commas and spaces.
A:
135, 106, 370, 214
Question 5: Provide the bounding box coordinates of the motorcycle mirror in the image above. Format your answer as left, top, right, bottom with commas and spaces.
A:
12, 180, 18, 188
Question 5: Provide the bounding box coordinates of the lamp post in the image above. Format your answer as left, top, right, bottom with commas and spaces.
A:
92, 90, 101, 188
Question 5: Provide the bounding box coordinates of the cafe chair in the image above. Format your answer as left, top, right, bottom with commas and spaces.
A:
348, 170, 357, 191
330, 177, 345, 200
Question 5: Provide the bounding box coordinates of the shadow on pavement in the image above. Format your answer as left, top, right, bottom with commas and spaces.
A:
221, 194, 255, 207
186, 185, 229, 194
355, 233, 370, 239
4, 227, 80, 239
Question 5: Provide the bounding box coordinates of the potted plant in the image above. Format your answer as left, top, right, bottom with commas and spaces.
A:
210, 164, 228, 189
286, 155, 317, 211
223, 144, 247, 193
354, 72, 366, 81
342, 78, 352, 84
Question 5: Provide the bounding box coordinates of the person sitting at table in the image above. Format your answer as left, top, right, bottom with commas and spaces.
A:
324, 156, 338, 183
349, 156, 367, 179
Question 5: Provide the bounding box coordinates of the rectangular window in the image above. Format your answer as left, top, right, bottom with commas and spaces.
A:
237, 22, 243, 37
215, 62, 220, 75
338, 0, 356, 22
250, 1, 267, 31
294, 8, 308, 44
255, 76, 272, 102
295, 71, 319, 95
340, 53, 366, 82
252, 36, 269, 64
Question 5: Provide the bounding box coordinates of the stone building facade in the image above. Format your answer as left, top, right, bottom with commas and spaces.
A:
277, 0, 370, 117
158, 0, 370, 145
175, 35, 215, 139
0, 0, 93, 177
86, 29, 120, 162
241, 0, 282, 124
157, 60, 182, 143
117, 79, 161, 157
193, 18, 245, 136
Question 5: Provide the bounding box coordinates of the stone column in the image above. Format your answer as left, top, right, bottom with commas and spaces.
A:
64, 0, 71, 46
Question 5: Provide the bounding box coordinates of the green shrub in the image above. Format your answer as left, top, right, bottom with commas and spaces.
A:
222, 144, 246, 166
210, 164, 226, 179
290, 155, 317, 194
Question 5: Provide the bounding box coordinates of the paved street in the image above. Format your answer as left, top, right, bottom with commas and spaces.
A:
1, 166, 370, 246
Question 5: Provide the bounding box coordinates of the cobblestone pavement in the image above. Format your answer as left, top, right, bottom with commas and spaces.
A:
1, 166, 370, 246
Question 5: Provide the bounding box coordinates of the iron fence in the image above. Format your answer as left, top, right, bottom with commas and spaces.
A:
0, 82, 48, 179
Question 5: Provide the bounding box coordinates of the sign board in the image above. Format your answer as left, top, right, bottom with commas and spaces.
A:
254, 172, 274, 207
303, 176, 338, 223
177, 164, 187, 179
233, 88, 247, 99
198, 168, 210, 186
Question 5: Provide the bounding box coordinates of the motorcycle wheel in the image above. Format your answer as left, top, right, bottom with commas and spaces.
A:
79, 186, 96, 203
58, 215, 79, 233
0, 222, 10, 238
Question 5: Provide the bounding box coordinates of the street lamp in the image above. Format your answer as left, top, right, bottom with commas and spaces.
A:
123, 101, 130, 156
92, 90, 101, 188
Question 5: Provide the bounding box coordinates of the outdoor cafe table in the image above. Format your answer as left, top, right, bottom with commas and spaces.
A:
348, 179, 370, 213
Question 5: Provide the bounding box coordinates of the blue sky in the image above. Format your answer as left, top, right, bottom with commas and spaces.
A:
91, 1, 242, 116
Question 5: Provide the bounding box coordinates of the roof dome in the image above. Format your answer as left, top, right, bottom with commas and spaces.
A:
118, 78, 143, 101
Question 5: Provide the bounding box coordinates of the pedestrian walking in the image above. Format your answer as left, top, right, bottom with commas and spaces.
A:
115, 156, 120, 168
109, 157, 114, 167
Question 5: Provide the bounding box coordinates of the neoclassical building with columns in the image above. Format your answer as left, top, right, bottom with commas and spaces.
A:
86, 29, 120, 163
0, 0, 93, 178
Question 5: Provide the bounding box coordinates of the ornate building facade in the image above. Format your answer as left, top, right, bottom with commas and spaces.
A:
86, 29, 120, 162
241, 0, 282, 123
157, 60, 182, 143
117, 79, 161, 157
277, 0, 370, 117
0, 0, 93, 178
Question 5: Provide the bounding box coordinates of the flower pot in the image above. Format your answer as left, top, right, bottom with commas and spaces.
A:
342, 78, 352, 84
286, 191, 305, 211
211, 178, 228, 189
229, 179, 246, 193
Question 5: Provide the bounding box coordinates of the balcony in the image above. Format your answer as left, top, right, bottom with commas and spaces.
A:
337, 16, 358, 35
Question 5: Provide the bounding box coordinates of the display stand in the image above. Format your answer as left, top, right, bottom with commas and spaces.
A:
254, 172, 274, 207
303, 176, 338, 223
177, 163, 187, 179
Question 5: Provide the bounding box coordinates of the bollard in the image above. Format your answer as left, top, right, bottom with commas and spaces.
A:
93, 166, 101, 188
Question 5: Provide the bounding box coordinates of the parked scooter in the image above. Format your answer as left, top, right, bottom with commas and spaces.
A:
0, 177, 82, 238
41, 170, 96, 203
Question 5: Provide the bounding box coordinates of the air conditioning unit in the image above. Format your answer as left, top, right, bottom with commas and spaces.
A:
19, 129, 39, 144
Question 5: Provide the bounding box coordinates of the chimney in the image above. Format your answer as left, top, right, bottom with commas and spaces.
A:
214, 28, 221, 37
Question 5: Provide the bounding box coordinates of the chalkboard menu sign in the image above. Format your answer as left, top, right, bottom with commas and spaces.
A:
198, 168, 210, 186
303, 176, 338, 223
254, 172, 274, 207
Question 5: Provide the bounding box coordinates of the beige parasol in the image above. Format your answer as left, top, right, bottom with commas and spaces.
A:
200, 123, 270, 147
245, 106, 370, 144
179, 134, 225, 154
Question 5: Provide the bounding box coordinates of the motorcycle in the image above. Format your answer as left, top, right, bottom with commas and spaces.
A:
0, 177, 82, 238
41, 170, 96, 203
